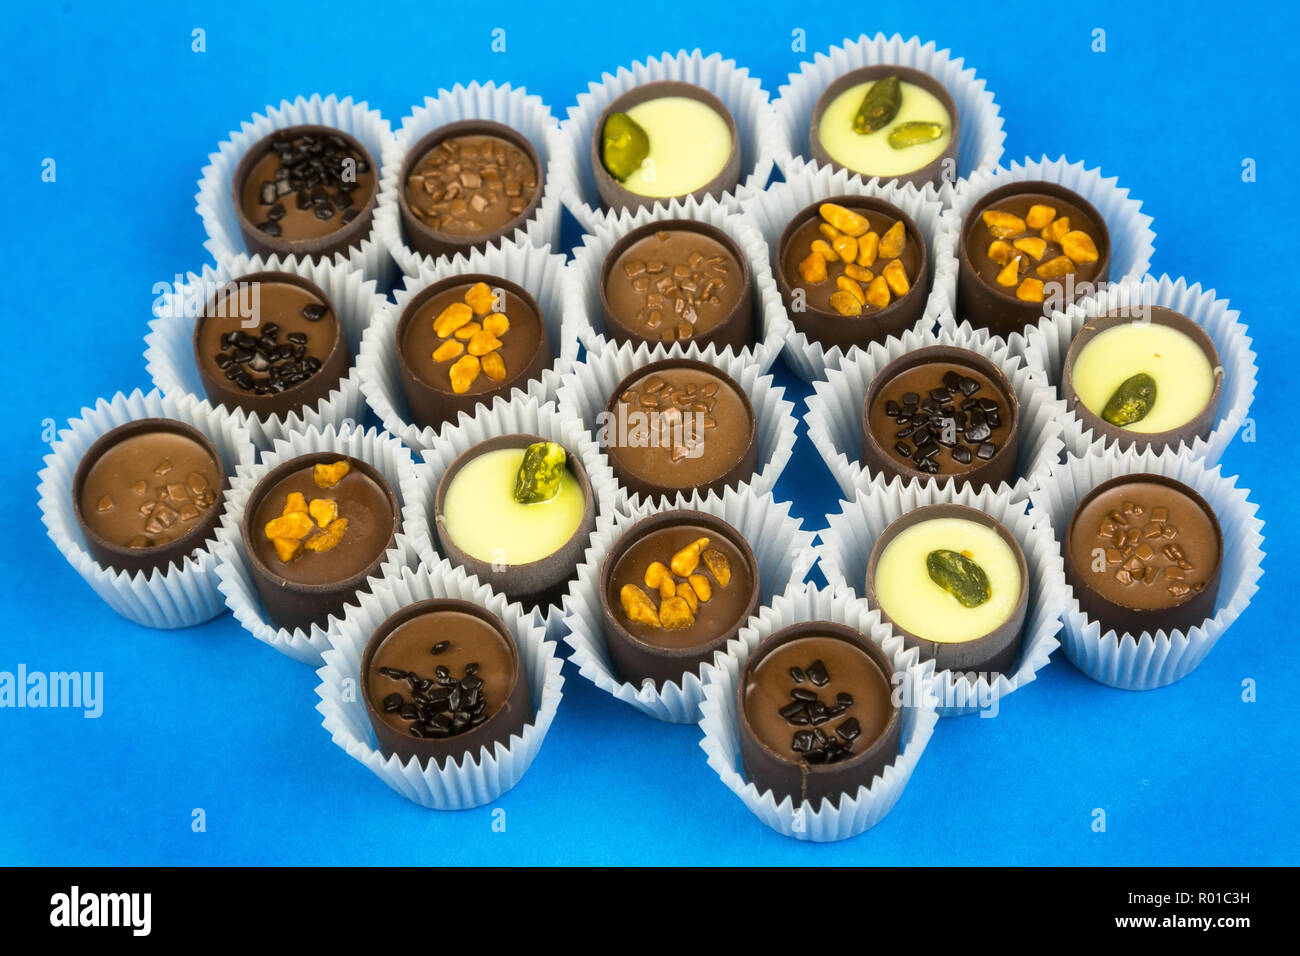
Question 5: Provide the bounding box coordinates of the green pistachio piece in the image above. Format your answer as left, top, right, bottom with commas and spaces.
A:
926, 549, 991, 608
852, 75, 902, 134
887, 121, 945, 150
513, 441, 568, 504
601, 112, 650, 182
1101, 373, 1157, 427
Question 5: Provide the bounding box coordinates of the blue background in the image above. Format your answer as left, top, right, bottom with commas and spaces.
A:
2, 0, 1295, 865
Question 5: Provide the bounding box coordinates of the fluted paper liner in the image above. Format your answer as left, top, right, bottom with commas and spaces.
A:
697, 581, 939, 842
406, 395, 620, 636
1028, 448, 1264, 690
561, 484, 818, 723
196, 94, 397, 289
1023, 274, 1256, 466
375, 82, 570, 278
803, 322, 1064, 503
556, 342, 798, 514
737, 162, 951, 381
557, 49, 789, 231
770, 33, 1006, 194
358, 239, 581, 453
37, 388, 255, 629
146, 252, 383, 451
315, 561, 564, 810
936, 154, 1157, 354
562, 196, 788, 370
213, 424, 424, 665
816, 482, 1065, 716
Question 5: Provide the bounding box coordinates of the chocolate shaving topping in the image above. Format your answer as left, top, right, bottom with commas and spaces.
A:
375, 642, 491, 739
775, 659, 858, 765
884, 369, 1004, 474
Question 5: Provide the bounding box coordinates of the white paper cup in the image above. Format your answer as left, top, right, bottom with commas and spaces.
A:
556, 342, 798, 514
196, 94, 397, 290
563, 196, 788, 370
358, 239, 581, 452
375, 82, 571, 278
936, 154, 1158, 354
405, 395, 620, 635
737, 161, 951, 381
816, 482, 1066, 716
770, 33, 1006, 196
697, 581, 939, 842
1028, 448, 1265, 690
561, 484, 818, 723
315, 560, 564, 810
145, 252, 383, 452
213, 423, 424, 666
557, 49, 789, 231
37, 388, 256, 629
1023, 274, 1257, 466
803, 322, 1064, 503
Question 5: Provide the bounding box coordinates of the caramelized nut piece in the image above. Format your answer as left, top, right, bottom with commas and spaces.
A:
865, 276, 891, 308
701, 548, 732, 587
482, 313, 510, 337
670, 537, 709, 576
467, 330, 503, 356
843, 263, 874, 283
432, 340, 464, 363
1036, 255, 1075, 278
878, 220, 906, 259
644, 561, 671, 590
996, 257, 1022, 287
659, 575, 676, 600
1016, 278, 1045, 302
272, 536, 303, 563
882, 259, 910, 296
982, 209, 1027, 238
432, 302, 474, 338
1041, 216, 1070, 243
1013, 237, 1047, 261
818, 223, 841, 242
987, 239, 1014, 265
308, 498, 338, 527
811, 239, 839, 262
313, 461, 350, 488
857, 232, 879, 268
658, 595, 695, 628
282, 492, 308, 515
832, 235, 858, 263
453, 321, 482, 341
304, 517, 349, 552
676, 580, 699, 613
449, 354, 481, 393
836, 275, 866, 304
1061, 230, 1099, 264
619, 584, 661, 626
464, 281, 496, 316
1025, 204, 1056, 230
829, 290, 863, 316
819, 202, 871, 237
481, 352, 506, 381
265, 512, 314, 540
798, 252, 828, 283
688, 573, 713, 602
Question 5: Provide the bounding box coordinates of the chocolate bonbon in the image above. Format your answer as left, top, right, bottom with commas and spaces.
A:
243, 454, 399, 631
867, 504, 1028, 674
738, 622, 901, 808
1062, 307, 1223, 452
398, 120, 543, 260
73, 418, 227, 576
600, 511, 759, 687
1064, 474, 1223, 636
861, 345, 1020, 489
233, 125, 377, 259
362, 598, 532, 766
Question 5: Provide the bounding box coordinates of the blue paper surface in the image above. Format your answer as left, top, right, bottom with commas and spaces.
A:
1, 0, 1295, 865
